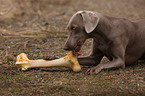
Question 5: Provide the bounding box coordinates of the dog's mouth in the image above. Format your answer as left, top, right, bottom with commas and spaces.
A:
73, 41, 82, 55
73, 46, 82, 55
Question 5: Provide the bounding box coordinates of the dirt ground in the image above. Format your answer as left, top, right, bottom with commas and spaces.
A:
0, 0, 145, 95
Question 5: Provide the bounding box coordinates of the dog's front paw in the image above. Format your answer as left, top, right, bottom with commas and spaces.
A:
85, 65, 102, 75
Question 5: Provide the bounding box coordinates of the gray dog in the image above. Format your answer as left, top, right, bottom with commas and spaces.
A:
64, 10, 145, 75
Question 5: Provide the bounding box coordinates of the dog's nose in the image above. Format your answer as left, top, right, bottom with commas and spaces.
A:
64, 46, 71, 51
64, 46, 69, 50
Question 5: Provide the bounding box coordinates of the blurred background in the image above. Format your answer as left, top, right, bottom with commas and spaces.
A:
0, 0, 145, 37
0, 0, 145, 95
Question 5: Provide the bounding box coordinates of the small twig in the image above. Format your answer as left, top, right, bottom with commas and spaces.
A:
35, 23, 49, 31
0, 5, 14, 16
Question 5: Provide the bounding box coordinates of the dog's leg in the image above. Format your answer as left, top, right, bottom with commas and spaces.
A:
78, 40, 104, 66
86, 39, 126, 74
78, 55, 103, 66
86, 58, 124, 74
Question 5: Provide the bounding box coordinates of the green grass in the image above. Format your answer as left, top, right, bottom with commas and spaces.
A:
0, 55, 145, 95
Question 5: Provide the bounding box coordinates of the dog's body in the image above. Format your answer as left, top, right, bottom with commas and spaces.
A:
64, 11, 145, 74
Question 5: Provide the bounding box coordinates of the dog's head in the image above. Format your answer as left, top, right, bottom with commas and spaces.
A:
64, 11, 100, 54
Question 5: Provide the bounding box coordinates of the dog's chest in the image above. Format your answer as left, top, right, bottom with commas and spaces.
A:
96, 41, 113, 60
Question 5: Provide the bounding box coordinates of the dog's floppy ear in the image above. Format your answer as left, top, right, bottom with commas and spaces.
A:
81, 11, 99, 33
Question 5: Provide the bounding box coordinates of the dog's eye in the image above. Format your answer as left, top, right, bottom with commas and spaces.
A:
71, 26, 75, 30
70, 25, 77, 30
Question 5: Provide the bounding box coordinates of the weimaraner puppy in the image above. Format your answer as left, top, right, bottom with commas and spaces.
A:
64, 10, 145, 75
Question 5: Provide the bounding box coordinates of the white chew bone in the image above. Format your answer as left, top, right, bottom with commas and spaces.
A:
15, 52, 81, 72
